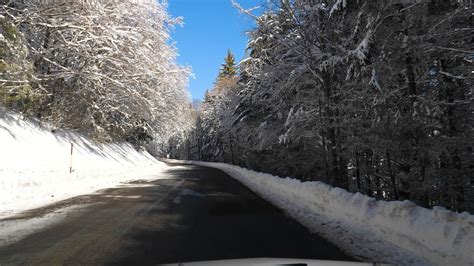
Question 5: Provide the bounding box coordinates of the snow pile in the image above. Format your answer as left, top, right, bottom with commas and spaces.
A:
184, 161, 474, 266
0, 108, 166, 219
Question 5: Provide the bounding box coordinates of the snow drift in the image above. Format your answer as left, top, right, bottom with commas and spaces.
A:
183, 161, 474, 266
0, 108, 166, 219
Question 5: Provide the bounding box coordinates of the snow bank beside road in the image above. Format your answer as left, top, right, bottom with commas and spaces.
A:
0, 109, 166, 219
180, 160, 474, 266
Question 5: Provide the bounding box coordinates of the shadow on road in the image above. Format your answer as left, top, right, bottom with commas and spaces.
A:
0, 164, 356, 265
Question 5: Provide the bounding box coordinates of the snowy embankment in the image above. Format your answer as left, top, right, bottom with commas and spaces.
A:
177, 160, 473, 266
0, 109, 166, 219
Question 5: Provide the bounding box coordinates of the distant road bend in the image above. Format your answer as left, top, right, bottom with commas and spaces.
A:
0, 163, 357, 265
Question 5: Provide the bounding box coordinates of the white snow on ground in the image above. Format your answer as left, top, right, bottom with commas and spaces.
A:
0, 108, 167, 219
0, 203, 94, 246
177, 160, 474, 266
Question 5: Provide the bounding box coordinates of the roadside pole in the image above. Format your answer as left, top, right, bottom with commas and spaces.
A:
70, 143, 74, 173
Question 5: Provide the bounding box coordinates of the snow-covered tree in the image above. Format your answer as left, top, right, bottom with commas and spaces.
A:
0, 12, 38, 113
1, 0, 192, 148
184, 0, 473, 212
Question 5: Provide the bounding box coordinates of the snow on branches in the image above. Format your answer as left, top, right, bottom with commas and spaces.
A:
1, 0, 191, 147
179, 0, 474, 213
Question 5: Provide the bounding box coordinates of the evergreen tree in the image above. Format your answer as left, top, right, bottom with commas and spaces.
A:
218, 49, 237, 79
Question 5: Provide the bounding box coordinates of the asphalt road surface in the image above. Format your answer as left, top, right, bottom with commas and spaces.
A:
0, 163, 356, 265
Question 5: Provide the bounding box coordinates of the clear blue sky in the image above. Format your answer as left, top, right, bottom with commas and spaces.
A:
168, 0, 256, 100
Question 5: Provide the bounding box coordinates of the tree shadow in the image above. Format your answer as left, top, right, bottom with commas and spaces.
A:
105, 165, 357, 265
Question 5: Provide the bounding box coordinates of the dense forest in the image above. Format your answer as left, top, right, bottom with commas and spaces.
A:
169, 0, 473, 212
0, 0, 193, 150
1, 0, 472, 212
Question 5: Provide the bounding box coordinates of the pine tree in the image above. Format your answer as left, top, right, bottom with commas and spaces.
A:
180, 0, 473, 212
218, 49, 237, 79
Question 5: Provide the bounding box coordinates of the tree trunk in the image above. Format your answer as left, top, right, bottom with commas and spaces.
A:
386, 151, 399, 200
